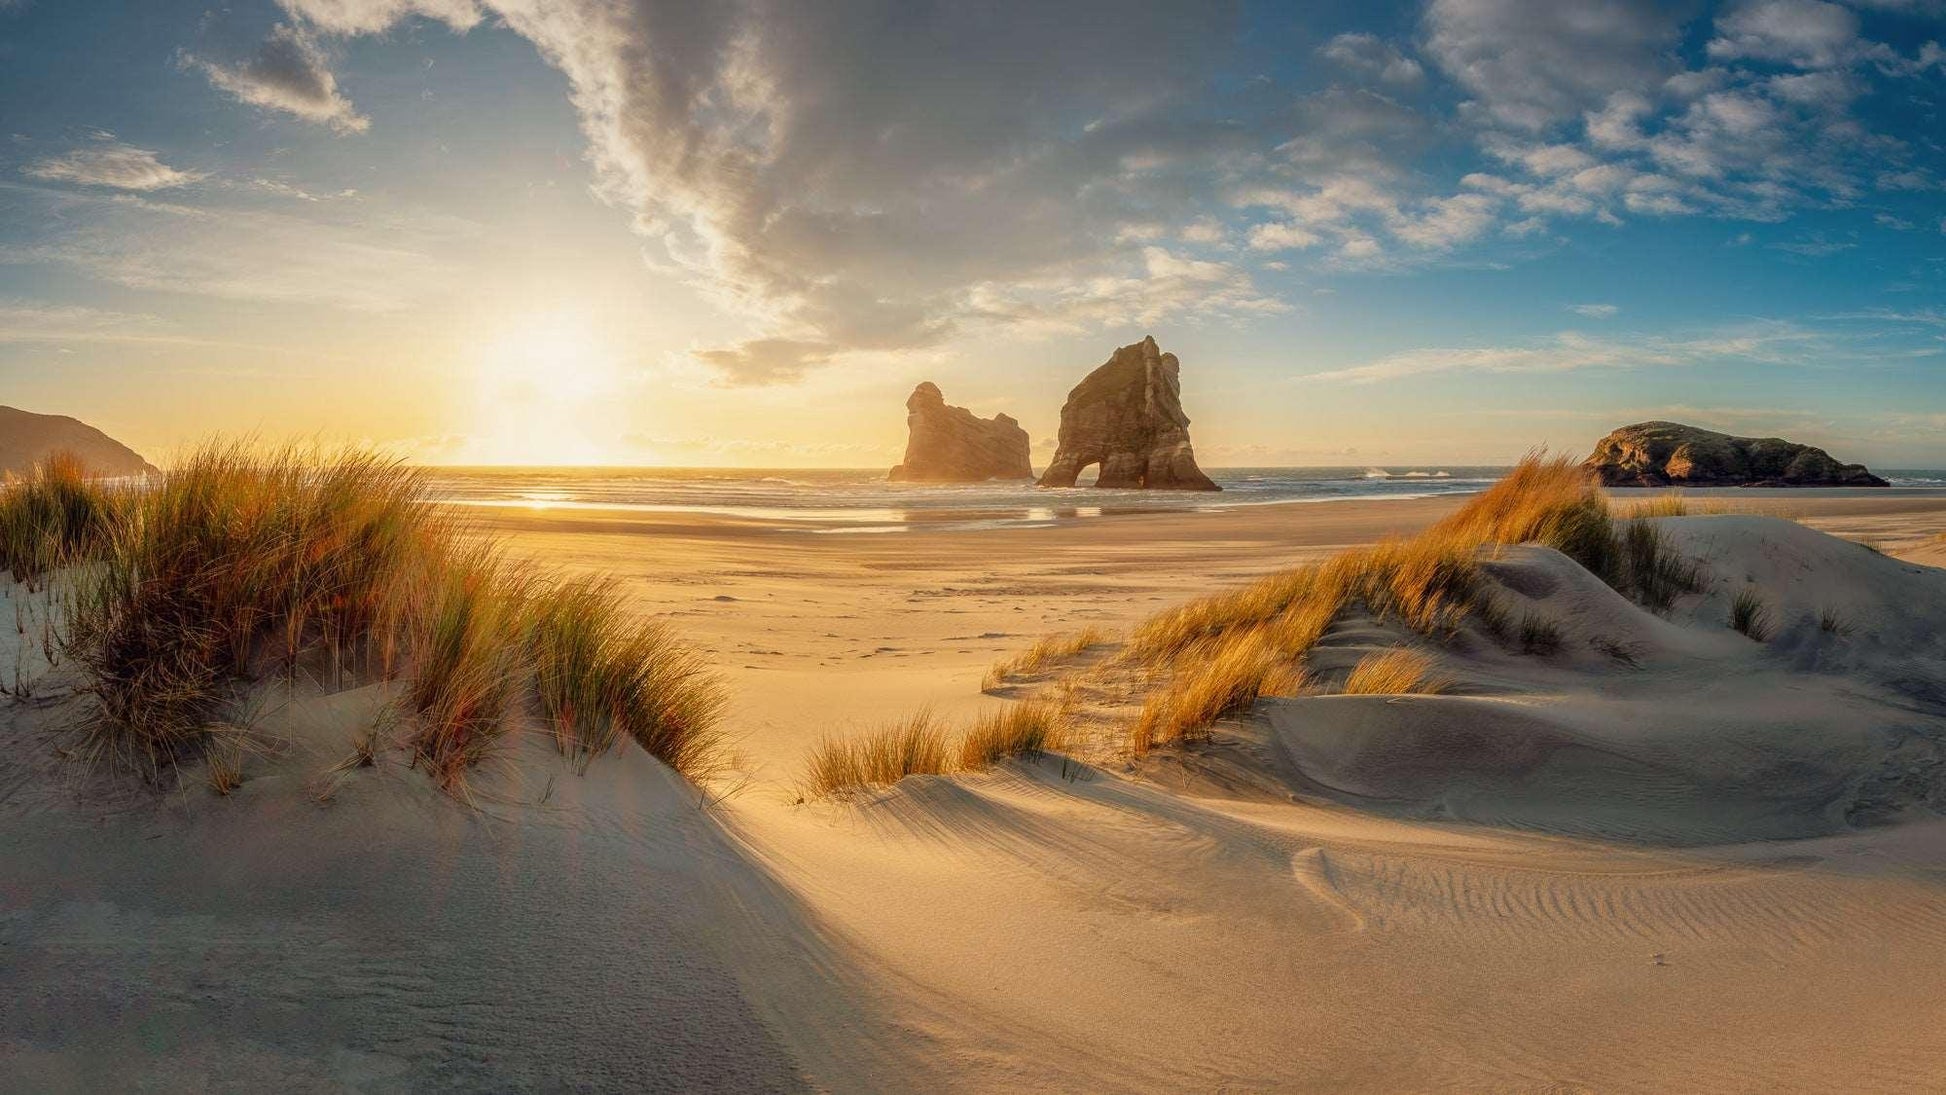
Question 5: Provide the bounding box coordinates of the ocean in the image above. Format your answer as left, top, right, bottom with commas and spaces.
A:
423, 466, 1946, 533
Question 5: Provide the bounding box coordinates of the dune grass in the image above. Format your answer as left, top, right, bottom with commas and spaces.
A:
982, 626, 1108, 691
1129, 630, 1305, 753
801, 709, 955, 798
17, 442, 724, 795
1729, 587, 1774, 642
1614, 493, 1691, 520
1127, 455, 1699, 670
1100, 455, 1705, 754
801, 701, 1069, 799
959, 701, 1068, 768
529, 575, 728, 776
1611, 494, 1728, 520
1817, 606, 1852, 636
1516, 611, 1564, 655
0, 452, 127, 583
402, 549, 536, 793
63, 445, 439, 774
1341, 648, 1450, 695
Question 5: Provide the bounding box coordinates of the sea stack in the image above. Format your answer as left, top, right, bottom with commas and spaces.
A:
1585, 421, 1889, 488
1037, 336, 1218, 491
888, 382, 1033, 482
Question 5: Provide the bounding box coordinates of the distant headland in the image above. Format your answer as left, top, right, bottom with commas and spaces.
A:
0, 406, 153, 478
1585, 421, 1888, 488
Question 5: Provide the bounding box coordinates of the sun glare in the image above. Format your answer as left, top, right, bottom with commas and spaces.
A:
466, 311, 629, 465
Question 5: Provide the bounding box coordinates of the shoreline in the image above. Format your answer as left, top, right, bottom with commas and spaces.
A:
469, 484, 1946, 540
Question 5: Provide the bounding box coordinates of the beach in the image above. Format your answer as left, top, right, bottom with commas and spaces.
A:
7, 484, 1946, 1092
482, 488, 1946, 774
472, 488, 1946, 1092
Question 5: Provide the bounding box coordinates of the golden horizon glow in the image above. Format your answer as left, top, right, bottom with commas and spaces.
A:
456, 310, 643, 467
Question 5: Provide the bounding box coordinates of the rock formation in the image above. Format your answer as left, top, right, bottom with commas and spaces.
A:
0, 405, 154, 478
887, 382, 1033, 482
1037, 336, 1218, 491
1585, 421, 1888, 488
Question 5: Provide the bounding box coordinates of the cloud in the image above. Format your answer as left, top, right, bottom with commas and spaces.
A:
0, 300, 167, 343
1770, 234, 1856, 256
1389, 192, 1498, 249
1320, 33, 1424, 85
1706, 0, 1868, 70
1878, 169, 1936, 191
1247, 222, 1321, 251
1567, 303, 1619, 318
223, 0, 1946, 382
1423, 0, 1692, 130
0, 183, 467, 312
1307, 323, 1820, 383
273, 0, 482, 34
270, 0, 1301, 384
22, 140, 203, 190
190, 23, 369, 133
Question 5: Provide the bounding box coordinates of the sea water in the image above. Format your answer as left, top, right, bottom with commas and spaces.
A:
425, 466, 1946, 533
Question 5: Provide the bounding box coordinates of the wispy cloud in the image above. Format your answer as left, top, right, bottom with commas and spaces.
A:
1771, 234, 1858, 257
1567, 302, 1619, 318
188, 23, 369, 133
1307, 323, 1823, 384
22, 140, 203, 190
1320, 33, 1425, 85
0, 183, 469, 312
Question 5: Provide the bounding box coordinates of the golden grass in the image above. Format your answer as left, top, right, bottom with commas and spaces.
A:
66, 444, 440, 773
205, 744, 244, 796
1129, 630, 1306, 753
1610, 493, 1727, 520
982, 626, 1108, 690
24, 441, 724, 796
958, 701, 1068, 768
1340, 648, 1450, 695
529, 575, 726, 777
801, 701, 1070, 798
0, 452, 127, 582
403, 549, 535, 794
1614, 493, 1691, 519
801, 708, 954, 798
1069, 455, 1707, 758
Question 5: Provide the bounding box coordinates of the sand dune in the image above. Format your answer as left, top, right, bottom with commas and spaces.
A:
1258, 517, 1946, 844
5, 495, 1946, 1091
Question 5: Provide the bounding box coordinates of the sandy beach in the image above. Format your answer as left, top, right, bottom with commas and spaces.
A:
7, 488, 1946, 1092
484, 490, 1946, 774
480, 491, 1944, 1091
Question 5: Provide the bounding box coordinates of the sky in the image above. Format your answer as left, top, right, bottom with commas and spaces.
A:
0, 0, 1943, 468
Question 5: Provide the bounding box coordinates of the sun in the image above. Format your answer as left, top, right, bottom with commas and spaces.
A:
464, 311, 629, 465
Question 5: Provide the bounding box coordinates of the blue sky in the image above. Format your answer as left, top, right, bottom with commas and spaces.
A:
1, 0, 1942, 466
